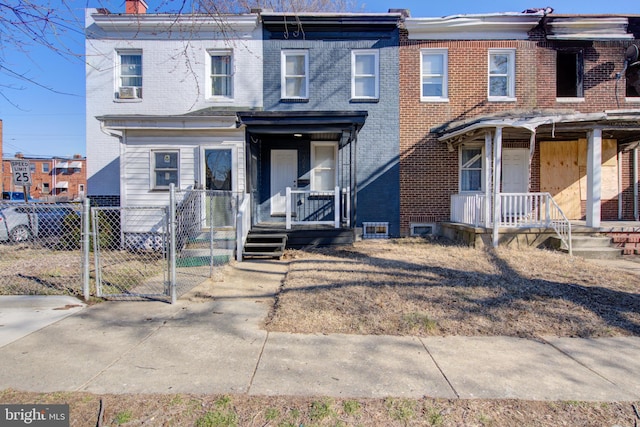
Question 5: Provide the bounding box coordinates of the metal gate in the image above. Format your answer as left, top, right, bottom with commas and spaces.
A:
91, 186, 239, 303
93, 206, 171, 302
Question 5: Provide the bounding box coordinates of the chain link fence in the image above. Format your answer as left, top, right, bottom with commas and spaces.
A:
0, 187, 242, 303
0, 201, 85, 297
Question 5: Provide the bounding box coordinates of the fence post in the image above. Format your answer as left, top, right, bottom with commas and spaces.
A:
169, 184, 177, 304
82, 198, 91, 301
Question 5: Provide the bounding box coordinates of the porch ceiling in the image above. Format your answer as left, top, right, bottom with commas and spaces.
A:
436, 109, 640, 149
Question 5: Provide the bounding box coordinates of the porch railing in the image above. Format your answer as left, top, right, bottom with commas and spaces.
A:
285, 186, 348, 230
451, 192, 572, 255
236, 192, 251, 262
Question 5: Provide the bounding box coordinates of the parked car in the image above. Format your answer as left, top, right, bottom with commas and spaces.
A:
0, 205, 79, 243
0, 206, 36, 242
2, 191, 35, 202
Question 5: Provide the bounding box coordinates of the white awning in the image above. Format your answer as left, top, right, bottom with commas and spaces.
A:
69, 161, 83, 169
55, 181, 69, 189
55, 161, 69, 169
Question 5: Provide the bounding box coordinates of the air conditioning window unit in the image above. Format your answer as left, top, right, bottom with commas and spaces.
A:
118, 86, 141, 99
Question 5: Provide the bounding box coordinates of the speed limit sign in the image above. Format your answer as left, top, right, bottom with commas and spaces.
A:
10, 160, 32, 186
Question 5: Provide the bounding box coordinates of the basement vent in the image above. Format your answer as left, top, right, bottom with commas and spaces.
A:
411, 223, 435, 237
363, 222, 389, 239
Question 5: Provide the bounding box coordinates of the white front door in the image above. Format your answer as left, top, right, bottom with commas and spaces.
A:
502, 149, 529, 193
270, 150, 298, 216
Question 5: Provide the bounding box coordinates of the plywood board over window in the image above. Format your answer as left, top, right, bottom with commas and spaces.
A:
540, 141, 581, 219
540, 139, 619, 220
578, 139, 618, 201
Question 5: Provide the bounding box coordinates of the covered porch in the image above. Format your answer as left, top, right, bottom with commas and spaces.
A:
236, 111, 368, 258
438, 109, 640, 253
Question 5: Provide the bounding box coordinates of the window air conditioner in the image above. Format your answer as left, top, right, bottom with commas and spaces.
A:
118, 86, 139, 99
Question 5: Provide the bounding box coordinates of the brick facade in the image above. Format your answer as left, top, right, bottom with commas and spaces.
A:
399, 25, 640, 235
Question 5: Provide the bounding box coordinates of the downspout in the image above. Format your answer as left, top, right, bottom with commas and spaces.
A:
635, 148, 639, 221
352, 125, 358, 231
618, 150, 623, 220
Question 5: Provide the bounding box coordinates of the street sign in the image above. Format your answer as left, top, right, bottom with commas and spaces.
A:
10, 160, 32, 187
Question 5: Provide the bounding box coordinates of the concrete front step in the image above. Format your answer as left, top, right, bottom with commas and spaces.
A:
570, 235, 613, 249
550, 235, 622, 259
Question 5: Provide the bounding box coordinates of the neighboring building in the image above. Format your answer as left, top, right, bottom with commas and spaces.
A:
1, 154, 87, 201
400, 11, 640, 239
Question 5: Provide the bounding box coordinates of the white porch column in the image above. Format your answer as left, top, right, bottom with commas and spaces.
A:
586, 129, 602, 228
484, 131, 493, 228
492, 127, 503, 247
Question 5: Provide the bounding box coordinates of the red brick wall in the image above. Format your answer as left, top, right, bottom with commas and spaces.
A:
399, 28, 640, 235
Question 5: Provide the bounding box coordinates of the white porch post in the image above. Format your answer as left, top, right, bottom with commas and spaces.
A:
285, 187, 292, 230
586, 129, 602, 228
484, 131, 493, 228
492, 127, 503, 247
334, 186, 340, 228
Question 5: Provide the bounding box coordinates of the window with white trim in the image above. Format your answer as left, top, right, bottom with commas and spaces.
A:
281, 50, 309, 99
460, 146, 483, 192
208, 50, 233, 98
116, 50, 142, 99
152, 151, 179, 190
42, 163, 50, 173
42, 183, 50, 195
311, 142, 337, 191
351, 50, 379, 99
421, 49, 448, 101
488, 49, 515, 100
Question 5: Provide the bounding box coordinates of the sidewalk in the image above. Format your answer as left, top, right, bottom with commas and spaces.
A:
0, 260, 639, 401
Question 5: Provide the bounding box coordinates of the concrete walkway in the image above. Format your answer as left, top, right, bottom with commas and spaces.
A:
0, 260, 639, 401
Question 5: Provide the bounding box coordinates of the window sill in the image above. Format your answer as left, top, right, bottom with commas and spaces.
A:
556, 97, 585, 103
421, 97, 449, 103
488, 97, 516, 103
206, 97, 234, 103
114, 98, 143, 103
280, 98, 309, 103
350, 98, 379, 103
625, 97, 640, 103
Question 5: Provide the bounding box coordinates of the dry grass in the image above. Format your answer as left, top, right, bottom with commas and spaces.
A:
266, 239, 640, 338
1, 389, 638, 427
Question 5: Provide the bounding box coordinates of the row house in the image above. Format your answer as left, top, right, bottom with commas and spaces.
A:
85, 2, 640, 254
400, 11, 640, 250
85, 0, 402, 251
1, 154, 87, 201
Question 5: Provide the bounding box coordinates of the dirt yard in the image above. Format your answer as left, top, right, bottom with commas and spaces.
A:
2, 239, 640, 426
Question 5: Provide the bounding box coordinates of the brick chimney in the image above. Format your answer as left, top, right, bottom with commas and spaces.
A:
126, 0, 148, 14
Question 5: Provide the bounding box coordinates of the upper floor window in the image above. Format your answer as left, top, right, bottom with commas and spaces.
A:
460, 146, 483, 192
351, 50, 379, 100
281, 50, 309, 100
209, 50, 233, 99
42, 163, 50, 173
556, 49, 584, 99
152, 151, 179, 190
116, 50, 142, 100
421, 49, 448, 101
488, 49, 515, 100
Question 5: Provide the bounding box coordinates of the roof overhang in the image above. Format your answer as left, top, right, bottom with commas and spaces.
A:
237, 111, 368, 135
89, 11, 259, 34
261, 13, 401, 33
96, 110, 240, 132
404, 13, 543, 40
437, 109, 640, 150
